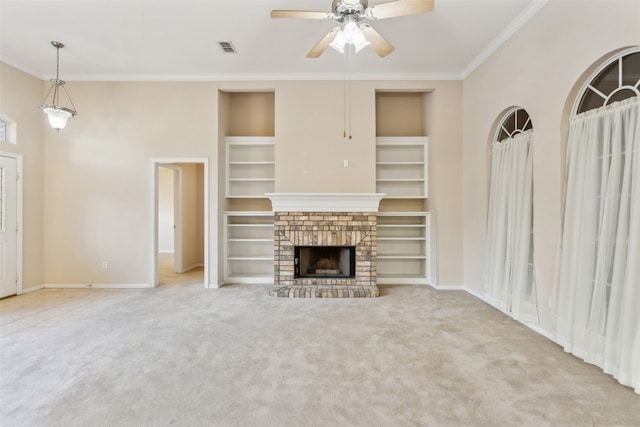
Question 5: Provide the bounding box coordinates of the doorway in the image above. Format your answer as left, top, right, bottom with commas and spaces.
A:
158, 165, 180, 276
151, 158, 209, 288
0, 153, 22, 298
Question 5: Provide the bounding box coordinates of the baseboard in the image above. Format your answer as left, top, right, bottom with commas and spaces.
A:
18, 285, 44, 294
44, 283, 153, 289
181, 263, 204, 273
524, 321, 558, 344
463, 285, 489, 303
462, 286, 559, 345
430, 283, 464, 291
376, 282, 464, 290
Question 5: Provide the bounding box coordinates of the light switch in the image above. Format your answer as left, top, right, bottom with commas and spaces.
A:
343, 160, 349, 168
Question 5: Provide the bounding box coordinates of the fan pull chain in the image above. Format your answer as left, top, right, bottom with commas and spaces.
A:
343, 46, 353, 140
348, 46, 352, 140
343, 48, 347, 138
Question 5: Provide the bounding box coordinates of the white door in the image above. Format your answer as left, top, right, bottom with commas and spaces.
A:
0, 156, 18, 298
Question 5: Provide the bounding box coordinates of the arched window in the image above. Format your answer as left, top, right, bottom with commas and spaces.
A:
557, 47, 640, 392
485, 107, 537, 323
575, 49, 640, 114
0, 115, 16, 145
495, 107, 533, 142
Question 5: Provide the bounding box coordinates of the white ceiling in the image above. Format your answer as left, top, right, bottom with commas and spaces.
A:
0, 0, 546, 81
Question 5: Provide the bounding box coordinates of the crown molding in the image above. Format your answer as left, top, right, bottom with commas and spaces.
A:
1, 60, 462, 82
48, 72, 462, 82
461, 0, 549, 79
0, 56, 46, 81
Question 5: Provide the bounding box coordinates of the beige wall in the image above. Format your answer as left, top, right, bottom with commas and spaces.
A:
0, 63, 45, 291
2, 66, 463, 288
274, 80, 377, 194
462, 0, 640, 333
42, 81, 219, 285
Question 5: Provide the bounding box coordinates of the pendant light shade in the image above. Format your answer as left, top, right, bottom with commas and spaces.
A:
41, 106, 74, 130
40, 41, 77, 132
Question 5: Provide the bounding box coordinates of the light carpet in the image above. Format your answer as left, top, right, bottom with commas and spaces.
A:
1, 280, 639, 426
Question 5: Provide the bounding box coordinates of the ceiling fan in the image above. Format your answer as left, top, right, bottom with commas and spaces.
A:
271, 0, 434, 58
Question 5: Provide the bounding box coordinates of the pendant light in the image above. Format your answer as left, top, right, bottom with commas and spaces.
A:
40, 41, 77, 131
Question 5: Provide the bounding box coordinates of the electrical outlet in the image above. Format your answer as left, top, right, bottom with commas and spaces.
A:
102, 261, 108, 269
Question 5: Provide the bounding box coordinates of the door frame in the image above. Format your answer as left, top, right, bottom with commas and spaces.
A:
0, 152, 23, 295
150, 157, 209, 288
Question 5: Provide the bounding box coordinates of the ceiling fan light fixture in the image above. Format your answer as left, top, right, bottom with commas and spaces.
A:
330, 21, 370, 54
39, 41, 77, 132
329, 29, 348, 53
352, 24, 371, 53
272, 0, 434, 58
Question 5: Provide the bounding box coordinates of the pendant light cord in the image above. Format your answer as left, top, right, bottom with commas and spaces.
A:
53, 44, 61, 105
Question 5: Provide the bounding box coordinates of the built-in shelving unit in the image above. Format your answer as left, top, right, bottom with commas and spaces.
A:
376, 137, 428, 199
225, 136, 275, 198
218, 91, 276, 286
374, 90, 433, 285
223, 211, 274, 284
376, 212, 430, 285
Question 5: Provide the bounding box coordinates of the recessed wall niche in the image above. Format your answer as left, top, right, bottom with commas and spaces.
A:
375, 91, 427, 137
225, 91, 275, 137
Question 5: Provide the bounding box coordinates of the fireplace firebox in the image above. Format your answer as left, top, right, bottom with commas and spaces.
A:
295, 246, 356, 279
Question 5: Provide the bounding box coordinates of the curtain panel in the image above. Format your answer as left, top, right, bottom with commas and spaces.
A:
556, 97, 640, 393
485, 131, 538, 323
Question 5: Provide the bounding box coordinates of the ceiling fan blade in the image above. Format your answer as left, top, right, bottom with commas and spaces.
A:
306, 28, 340, 58
270, 10, 333, 20
366, 0, 434, 20
360, 25, 395, 57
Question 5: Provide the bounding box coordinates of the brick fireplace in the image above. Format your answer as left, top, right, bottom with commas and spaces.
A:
267, 194, 384, 298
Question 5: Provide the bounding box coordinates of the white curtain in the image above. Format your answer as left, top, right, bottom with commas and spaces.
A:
556, 97, 640, 393
485, 131, 538, 323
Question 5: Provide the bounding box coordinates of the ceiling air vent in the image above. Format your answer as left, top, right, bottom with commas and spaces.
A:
217, 41, 237, 54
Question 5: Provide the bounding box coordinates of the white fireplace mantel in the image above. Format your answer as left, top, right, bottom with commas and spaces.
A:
266, 193, 385, 213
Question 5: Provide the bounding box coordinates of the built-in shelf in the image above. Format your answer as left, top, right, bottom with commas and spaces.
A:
225, 137, 275, 198
223, 211, 274, 284
376, 137, 428, 199
376, 212, 430, 285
